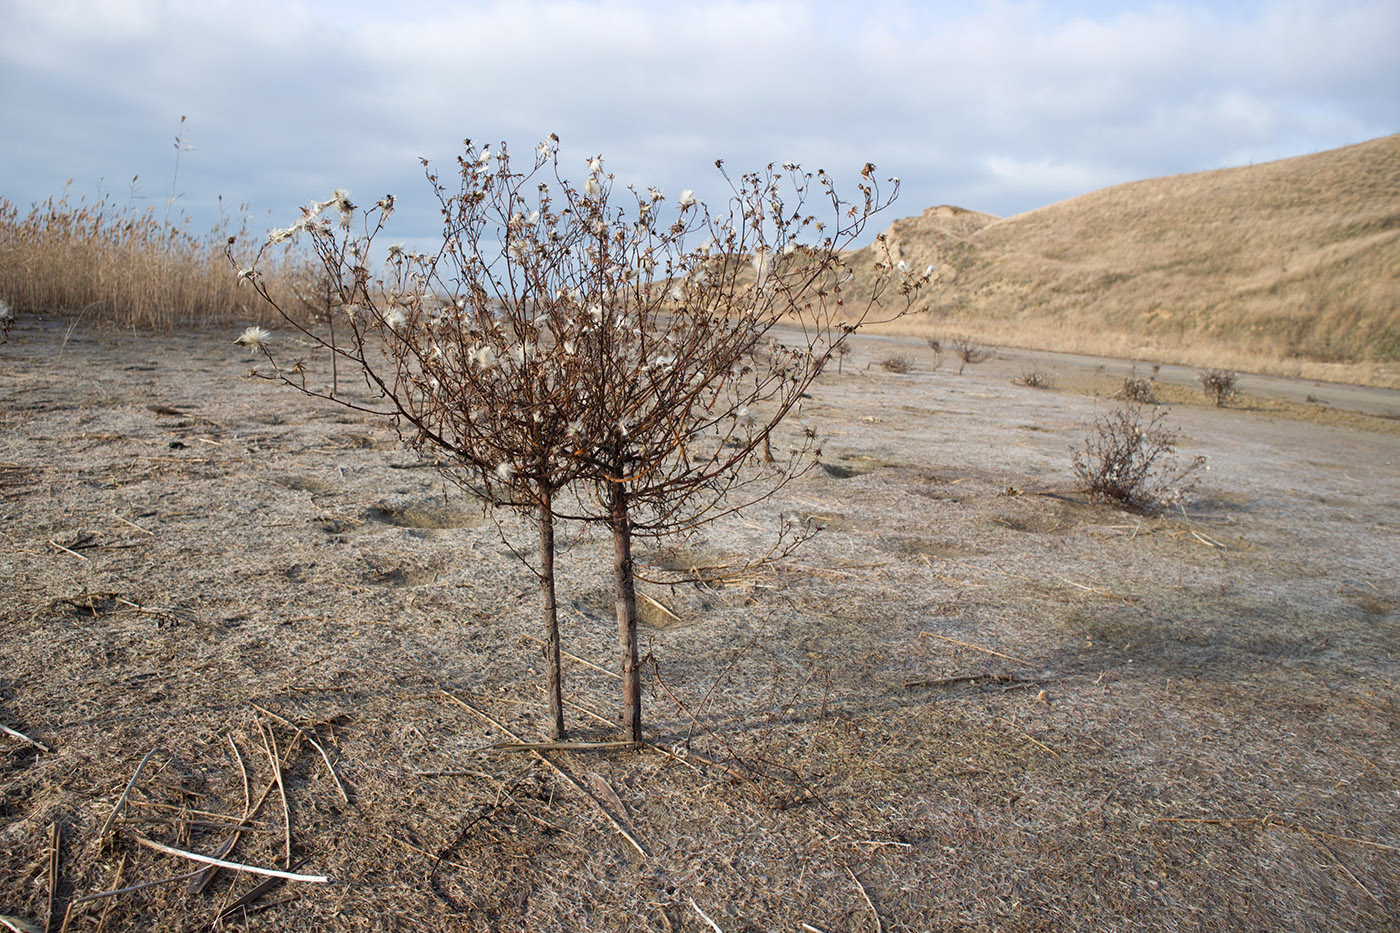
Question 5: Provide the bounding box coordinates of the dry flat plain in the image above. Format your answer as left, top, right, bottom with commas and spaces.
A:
1, 317, 1398, 931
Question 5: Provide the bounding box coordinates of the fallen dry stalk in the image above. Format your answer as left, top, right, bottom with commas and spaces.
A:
250, 703, 349, 803
689, 897, 725, 932
100, 748, 159, 844
847, 866, 884, 933
438, 689, 650, 858
919, 631, 1031, 666
46, 823, 60, 933
258, 722, 293, 869
522, 631, 621, 680
129, 835, 329, 882
0, 722, 51, 753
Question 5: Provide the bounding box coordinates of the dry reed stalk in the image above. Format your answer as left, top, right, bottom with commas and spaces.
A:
45, 823, 60, 933
47, 539, 89, 561
92, 854, 126, 933
258, 723, 293, 869
100, 748, 158, 845
0, 915, 41, 933
689, 897, 725, 932
0, 722, 50, 753
62, 867, 204, 910
129, 836, 329, 883
213, 857, 312, 923
438, 689, 650, 858
250, 703, 349, 803
918, 631, 1030, 666
521, 632, 620, 680
846, 867, 884, 933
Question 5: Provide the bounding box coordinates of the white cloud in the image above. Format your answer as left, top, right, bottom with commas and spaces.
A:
1, 0, 1396, 240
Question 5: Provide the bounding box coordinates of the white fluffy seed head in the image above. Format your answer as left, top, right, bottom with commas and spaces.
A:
234, 325, 270, 350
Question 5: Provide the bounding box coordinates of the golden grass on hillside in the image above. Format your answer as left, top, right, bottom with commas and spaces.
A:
0, 190, 324, 332
849, 135, 1400, 388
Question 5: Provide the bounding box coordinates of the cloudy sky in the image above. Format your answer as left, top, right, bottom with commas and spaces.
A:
3, 0, 1397, 248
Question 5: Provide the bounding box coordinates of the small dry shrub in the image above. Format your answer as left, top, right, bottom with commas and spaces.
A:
1198, 368, 1240, 407
881, 354, 913, 373
1017, 368, 1053, 389
1115, 368, 1156, 404
949, 336, 988, 374
1071, 403, 1206, 512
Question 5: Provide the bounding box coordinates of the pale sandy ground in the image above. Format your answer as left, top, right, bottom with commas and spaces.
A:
0, 316, 1397, 931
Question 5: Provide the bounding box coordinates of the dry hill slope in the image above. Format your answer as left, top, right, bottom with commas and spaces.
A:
859, 134, 1400, 386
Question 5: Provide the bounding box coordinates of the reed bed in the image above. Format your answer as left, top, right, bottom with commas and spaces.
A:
0, 191, 324, 332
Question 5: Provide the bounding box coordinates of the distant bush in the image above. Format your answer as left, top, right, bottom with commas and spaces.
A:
881, 354, 913, 373
949, 336, 988, 374
1072, 403, 1206, 512
1198, 368, 1240, 407
1115, 368, 1156, 404
1017, 368, 1053, 389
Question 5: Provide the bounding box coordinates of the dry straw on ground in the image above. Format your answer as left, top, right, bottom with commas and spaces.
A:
1, 318, 1397, 930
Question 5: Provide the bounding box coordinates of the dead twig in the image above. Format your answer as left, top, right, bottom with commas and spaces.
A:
902, 672, 1024, 690
47, 539, 89, 561
258, 723, 293, 869
62, 866, 205, 909
213, 857, 312, 923
488, 740, 640, 752
521, 632, 621, 680
250, 703, 349, 803
45, 823, 60, 933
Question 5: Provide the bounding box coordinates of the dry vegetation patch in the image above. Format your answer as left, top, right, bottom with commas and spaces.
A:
1, 321, 1397, 930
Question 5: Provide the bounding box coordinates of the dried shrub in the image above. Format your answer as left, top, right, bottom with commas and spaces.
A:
1071, 403, 1206, 512
1198, 368, 1240, 407
949, 336, 988, 374
1115, 368, 1156, 403
1016, 368, 1053, 389
881, 354, 913, 373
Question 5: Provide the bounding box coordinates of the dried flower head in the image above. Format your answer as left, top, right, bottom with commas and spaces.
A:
234, 325, 270, 350
678, 190, 696, 209
332, 189, 354, 214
